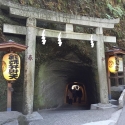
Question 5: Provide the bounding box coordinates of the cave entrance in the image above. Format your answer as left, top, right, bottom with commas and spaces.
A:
65, 82, 87, 106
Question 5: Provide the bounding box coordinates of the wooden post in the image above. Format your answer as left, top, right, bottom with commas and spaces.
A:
106, 54, 111, 100
7, 81, 12, 111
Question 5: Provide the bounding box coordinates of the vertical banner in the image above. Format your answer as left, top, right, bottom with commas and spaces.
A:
118, 57, 123, 72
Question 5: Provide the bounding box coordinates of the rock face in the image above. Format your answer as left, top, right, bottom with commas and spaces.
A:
0, 111, 22, 125
118, 89, 125, 108
0, 111, 43, 125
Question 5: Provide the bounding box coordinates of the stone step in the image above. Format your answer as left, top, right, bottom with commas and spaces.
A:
109, 99, 118, 105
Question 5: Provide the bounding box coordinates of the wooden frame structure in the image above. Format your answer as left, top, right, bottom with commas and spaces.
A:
0, 40, 27, 111
106, 47, 125, 99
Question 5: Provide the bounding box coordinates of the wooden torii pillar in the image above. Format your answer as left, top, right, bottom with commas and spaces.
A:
0, 0, 120, 114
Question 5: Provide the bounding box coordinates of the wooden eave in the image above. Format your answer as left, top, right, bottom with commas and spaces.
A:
0, 41, 27, 52
105, 49, 125, 56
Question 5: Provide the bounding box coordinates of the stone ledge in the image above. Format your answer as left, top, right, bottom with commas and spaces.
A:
91, 103, 118, 110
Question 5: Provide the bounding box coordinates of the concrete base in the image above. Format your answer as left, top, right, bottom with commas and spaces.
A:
25, 112, 43, 121
91, 103, 118, 110
18, 112, 43, 125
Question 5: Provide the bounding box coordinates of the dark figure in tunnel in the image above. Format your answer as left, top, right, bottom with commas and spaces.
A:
72, 87, 77, 103
77, 88, 82, 103
67, 89, 73, 104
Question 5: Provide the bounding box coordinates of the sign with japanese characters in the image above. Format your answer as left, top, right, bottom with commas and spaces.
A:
2, 53, 20, 81
118, 57, 123, 72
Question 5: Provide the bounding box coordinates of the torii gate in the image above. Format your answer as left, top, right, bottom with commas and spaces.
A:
0, 0, 119, 114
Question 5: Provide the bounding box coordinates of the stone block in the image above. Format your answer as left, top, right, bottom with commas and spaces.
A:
109, 99, 118, 105
91, 103, 117, 110
118, 89, 125, 108
0, 111, 22, 125
18, 112, 43, 125
111, 86, 124, 100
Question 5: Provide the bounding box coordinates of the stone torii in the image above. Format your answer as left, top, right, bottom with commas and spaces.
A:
0, 0, 119, 114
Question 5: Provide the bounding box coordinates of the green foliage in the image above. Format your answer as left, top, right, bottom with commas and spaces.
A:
117, 0, 122, 3
29, 0, 33, 5
105, 13, 111, 19
107, 3, 124, 17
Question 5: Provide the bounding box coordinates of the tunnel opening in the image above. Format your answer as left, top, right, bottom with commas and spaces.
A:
63, 63, 98, 109
33, 38, 99, 110
34, 59, 98, 110
65, 82, 87, 106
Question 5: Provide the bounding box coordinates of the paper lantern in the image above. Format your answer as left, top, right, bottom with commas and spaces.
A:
2, 53, 21, 81
108, 56, 119, 73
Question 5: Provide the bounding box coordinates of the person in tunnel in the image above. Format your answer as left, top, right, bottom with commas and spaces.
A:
67, 89, 73, 105
77, 87, 82, 103
72, 86, 77, 103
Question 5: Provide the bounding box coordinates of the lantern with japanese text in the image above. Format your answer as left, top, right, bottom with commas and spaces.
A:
108, 56, 119, 73
2, 53, 20, 81
106, 47, 125, 100
0, 40, 27, 111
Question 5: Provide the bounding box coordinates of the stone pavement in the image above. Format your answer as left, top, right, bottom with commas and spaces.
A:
0, 105, 122, 125
37, 106, 120, 125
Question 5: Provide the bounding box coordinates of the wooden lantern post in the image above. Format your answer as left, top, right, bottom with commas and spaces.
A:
0, 40, 27, 111
105, 46, 125, 99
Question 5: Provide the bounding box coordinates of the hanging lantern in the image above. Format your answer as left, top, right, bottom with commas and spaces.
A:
2, 53, 21, 81
108, 56, 119, 73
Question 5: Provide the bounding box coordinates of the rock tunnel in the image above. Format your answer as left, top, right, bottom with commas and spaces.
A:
33, 37, 99, 111
11, 36, 99, 112
33, 60, 98, 110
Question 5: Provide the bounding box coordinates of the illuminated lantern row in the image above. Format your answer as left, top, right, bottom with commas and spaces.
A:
108, 56, 119, 73
2, 53, 20, 81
